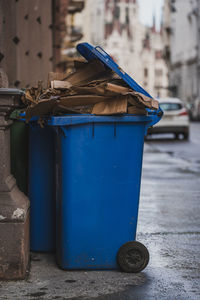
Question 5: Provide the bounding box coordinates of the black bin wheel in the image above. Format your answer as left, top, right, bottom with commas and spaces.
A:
117, 241, 149, 273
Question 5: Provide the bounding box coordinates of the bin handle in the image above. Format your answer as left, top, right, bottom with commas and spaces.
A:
145, 106, 163, 133
95, 46, 127, 74
95, 46, 111, 58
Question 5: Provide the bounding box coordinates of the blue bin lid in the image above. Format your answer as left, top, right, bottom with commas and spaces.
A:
76, 43, 152, 99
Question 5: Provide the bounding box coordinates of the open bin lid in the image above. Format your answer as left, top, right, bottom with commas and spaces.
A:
77, 43, 152, 99
76, 43, 163, 127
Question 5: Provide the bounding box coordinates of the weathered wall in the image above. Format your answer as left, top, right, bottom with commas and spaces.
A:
0, 0, 53, 88
52, 0, 69, 71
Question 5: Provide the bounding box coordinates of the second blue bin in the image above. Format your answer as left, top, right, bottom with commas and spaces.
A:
29, 124, 55, 252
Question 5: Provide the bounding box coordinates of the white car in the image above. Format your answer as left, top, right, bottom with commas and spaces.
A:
148, 98, 190, 140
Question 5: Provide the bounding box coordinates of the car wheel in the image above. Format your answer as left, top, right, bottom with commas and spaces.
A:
175, 133, 179, 140
183, 132, 189, 140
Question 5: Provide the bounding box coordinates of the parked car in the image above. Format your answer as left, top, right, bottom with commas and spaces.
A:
148, 97, 190, 140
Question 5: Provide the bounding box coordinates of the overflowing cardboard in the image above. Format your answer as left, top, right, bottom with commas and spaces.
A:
22, 59, 159, 121
51, 80, 72, 89
92, 98, 127, 115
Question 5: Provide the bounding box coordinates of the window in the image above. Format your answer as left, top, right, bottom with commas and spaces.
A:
125, 7, 129, 24
114, 6, 120, 19
144, 68, 148, 77
159, 103, 182, 111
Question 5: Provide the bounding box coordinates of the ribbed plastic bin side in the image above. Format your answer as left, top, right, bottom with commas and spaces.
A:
29, 124, 56, 252
49, 115, 154, 270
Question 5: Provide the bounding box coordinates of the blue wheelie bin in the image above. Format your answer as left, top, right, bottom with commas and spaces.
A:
50, 113, 161, 272
48, 43, 163, 272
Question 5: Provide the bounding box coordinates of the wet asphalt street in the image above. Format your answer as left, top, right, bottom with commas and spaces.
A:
0, 122, 200, 300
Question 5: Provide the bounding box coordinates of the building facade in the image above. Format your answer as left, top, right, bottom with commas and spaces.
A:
82, 0, 105, 46
141, 25, 169, 98
78, 0, 169, 98
104, 0, 143, 83
104, 0, 168, 98
163, 0, 200, 105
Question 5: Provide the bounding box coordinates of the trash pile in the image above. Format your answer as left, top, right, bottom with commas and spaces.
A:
22, 59, 159, 122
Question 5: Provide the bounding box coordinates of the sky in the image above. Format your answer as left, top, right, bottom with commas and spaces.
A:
138, 0, 164, 30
